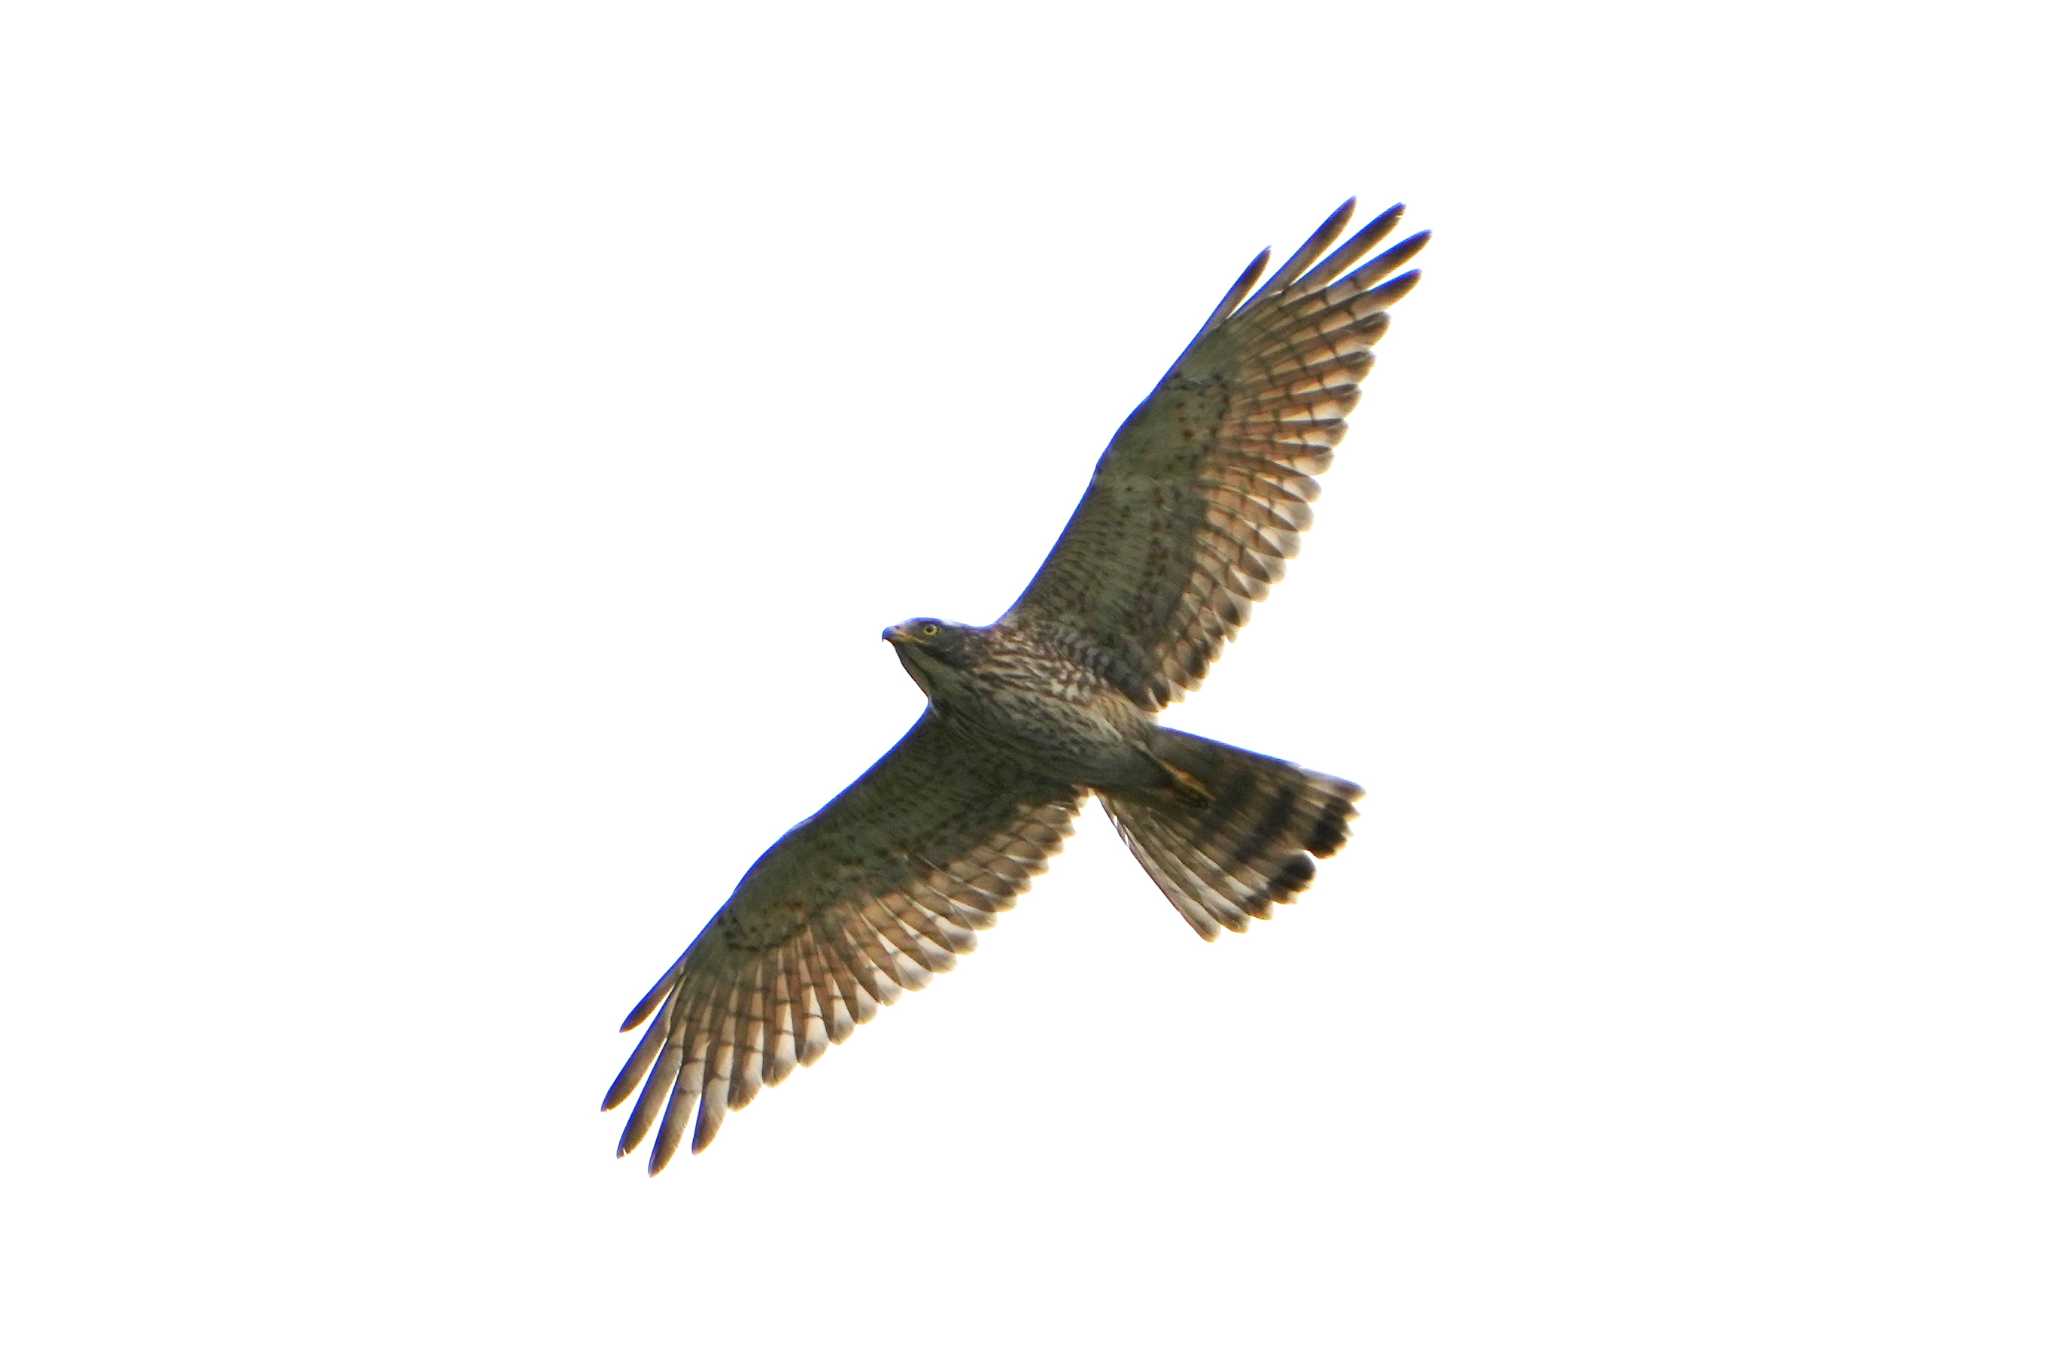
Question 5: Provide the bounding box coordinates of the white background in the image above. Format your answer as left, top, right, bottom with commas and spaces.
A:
4, 2, 2043, 1360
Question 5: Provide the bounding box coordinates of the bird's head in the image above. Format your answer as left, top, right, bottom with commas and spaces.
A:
883, 617, 975, 698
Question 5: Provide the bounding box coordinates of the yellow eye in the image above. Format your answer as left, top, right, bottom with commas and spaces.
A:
921, 623, 940, 638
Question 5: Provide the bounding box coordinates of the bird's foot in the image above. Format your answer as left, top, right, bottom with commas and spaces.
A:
1159, 760, 1214, 807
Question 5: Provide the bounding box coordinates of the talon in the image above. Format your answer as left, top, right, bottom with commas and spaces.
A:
1161, 760, 1213, 807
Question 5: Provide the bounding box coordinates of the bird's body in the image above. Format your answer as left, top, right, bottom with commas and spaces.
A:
606, 198, 1429, 1169
889, 618, 1160, 791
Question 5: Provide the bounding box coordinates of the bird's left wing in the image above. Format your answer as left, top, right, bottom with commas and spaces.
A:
1005, 199, 1428, 709
605, 713, 1081, 1171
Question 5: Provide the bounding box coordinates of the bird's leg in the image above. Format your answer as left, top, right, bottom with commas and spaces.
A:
1154, 756, 1214, 808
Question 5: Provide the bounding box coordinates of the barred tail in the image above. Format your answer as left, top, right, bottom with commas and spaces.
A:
1101, 729, 1362, 940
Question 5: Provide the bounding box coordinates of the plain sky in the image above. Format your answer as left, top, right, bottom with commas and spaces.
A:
4, 2, 2043, 1361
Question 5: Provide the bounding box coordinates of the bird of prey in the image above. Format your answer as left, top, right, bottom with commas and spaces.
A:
606, 198, 1428, 1170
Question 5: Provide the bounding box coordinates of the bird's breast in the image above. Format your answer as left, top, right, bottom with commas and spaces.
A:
939, 632, 1152, 786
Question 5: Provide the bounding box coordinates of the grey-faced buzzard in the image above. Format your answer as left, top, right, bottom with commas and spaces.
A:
606, 199, 1428, 1170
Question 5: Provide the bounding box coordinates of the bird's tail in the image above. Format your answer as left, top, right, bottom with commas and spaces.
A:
1101, 729, 1362, 940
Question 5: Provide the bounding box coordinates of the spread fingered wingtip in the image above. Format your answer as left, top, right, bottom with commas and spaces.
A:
1247, 198, 1360, 309
1215, 247, 1271, 323
1171, 245, 1273, 371
619, 957, 684, 1031
1293, 202, 1412, 294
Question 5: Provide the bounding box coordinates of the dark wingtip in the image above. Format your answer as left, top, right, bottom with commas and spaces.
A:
619, 963, 681, 1031
650, 1120, 683, 1174
1315, 197, 1358, 239
1377, 267, 1424, 304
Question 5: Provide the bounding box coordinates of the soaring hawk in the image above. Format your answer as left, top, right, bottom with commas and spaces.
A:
607, 198, 1428, 1170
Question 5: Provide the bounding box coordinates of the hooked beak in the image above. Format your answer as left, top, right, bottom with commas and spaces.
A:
882, 625, 912, 646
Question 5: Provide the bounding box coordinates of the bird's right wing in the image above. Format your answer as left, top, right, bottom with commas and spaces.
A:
1006, 200, 1427, 709
605, 713, 1082, 1171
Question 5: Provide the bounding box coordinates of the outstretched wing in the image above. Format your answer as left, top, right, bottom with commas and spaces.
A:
1006, 199, 1428, 709
605, 713, 1081, 1171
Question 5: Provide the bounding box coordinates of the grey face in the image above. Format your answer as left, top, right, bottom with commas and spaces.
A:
882, 617, 969, 697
